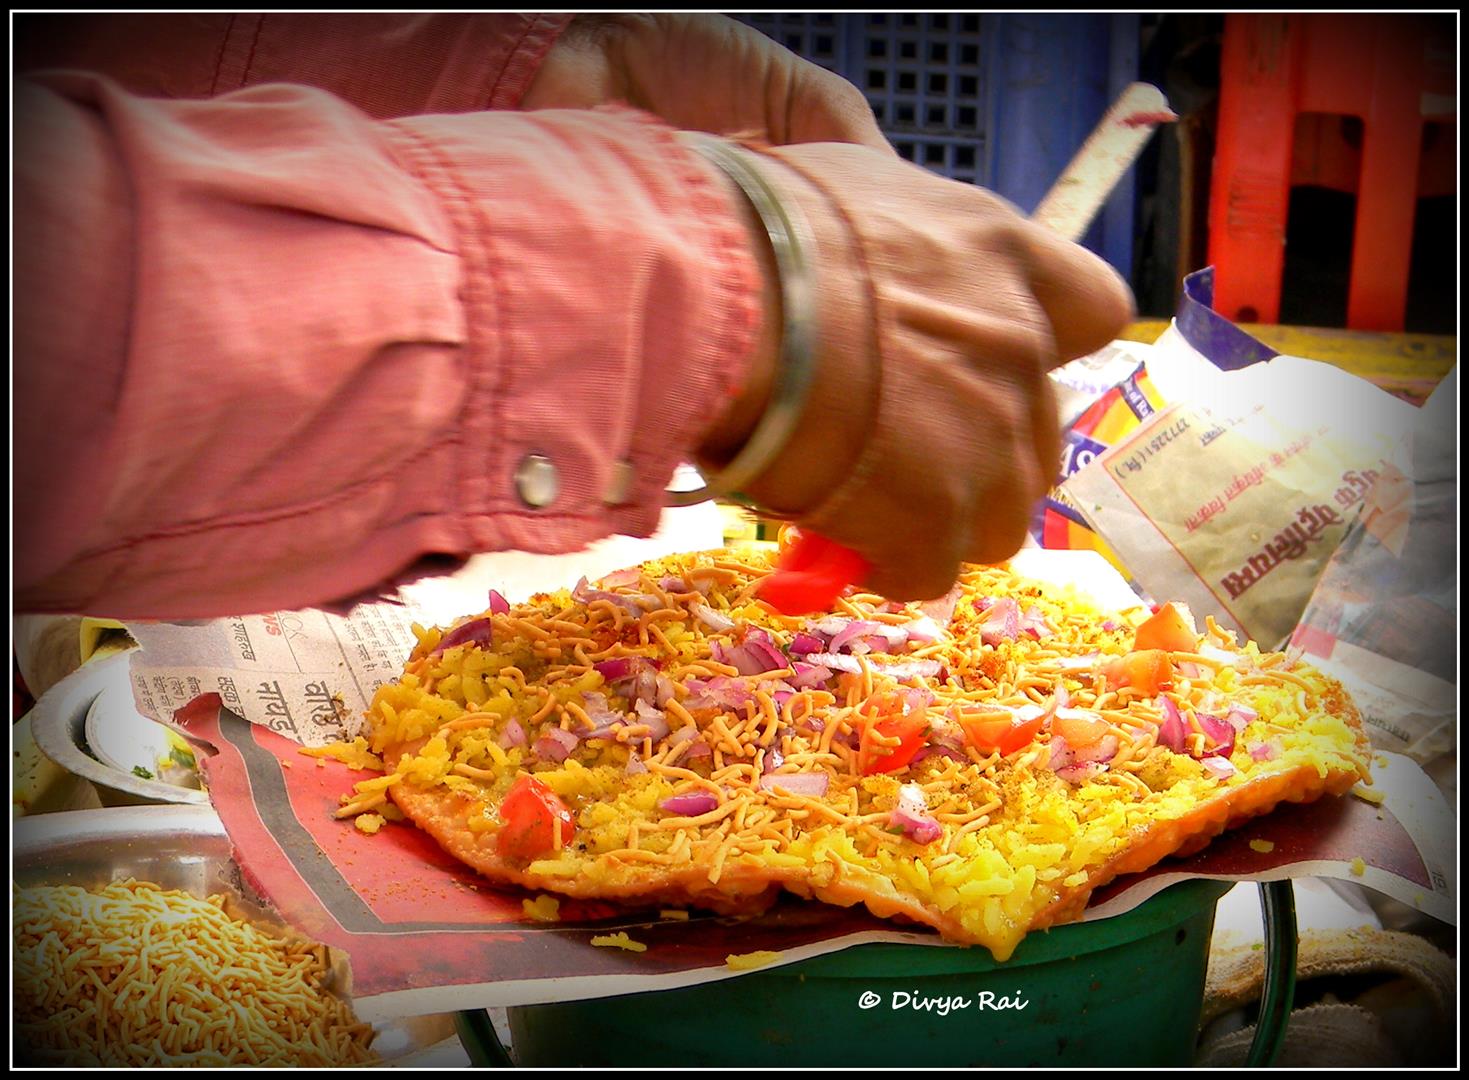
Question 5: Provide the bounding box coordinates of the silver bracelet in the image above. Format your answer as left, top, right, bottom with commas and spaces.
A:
665, 134, 818, 508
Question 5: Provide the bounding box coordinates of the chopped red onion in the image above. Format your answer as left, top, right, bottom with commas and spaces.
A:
1157, 695, 1188, 753
634, 665, 660, 708
1224, 705, 1258, 732
691, 603, 736, 633
897, 686, 936, 714
432, 618, 494, 656
1056, 761, 1107, 784
659, 576, 692, 594
659, 791, 718, 816
666, 727, 712, 763
890, 783, 943, 844
807, 617, 850, 638
1200, 757, 1238, 781
830, 620, 908, 655
743, 628, 790, 671
977, 598, 1022, 646
632, 700, 671, 743
829, 620, 883, 655
625, 751, 648, 776
497, 718, 527, 749
903, 615, 946, 645
572, 577, 643, 617
1101, 619, 1122, 633
789, 632, 825, 656
1176, 662, 1205, 681
683, 676, 755, 712
594, 658, 635, 683
761, 745, 786, 775
1019, 605, 1055, 639
788, 663, 835, 689
713, 636, 784, 677
1075, 734, 1120, 765
1196, 713, 1236, 758
580, 691, 625, 738
654, 675, 677, 708
927, 719, 965, 750
534, 727, 579, 762
803, 652, 864, 674
912, 741, 966, 766
599, 566, 642, 589
802, 654, 941, 681
1048, 734, 1074, 771
487, 589, 510, 615
1248, 740, 1281, 762
758, 772, 830, 797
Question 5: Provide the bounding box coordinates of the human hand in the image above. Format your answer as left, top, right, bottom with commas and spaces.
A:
696, 143, 1133, 602
522, 13, 890, 150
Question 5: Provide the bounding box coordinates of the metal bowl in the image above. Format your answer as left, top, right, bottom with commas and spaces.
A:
13, 805, 467, 1067
29, 650, 210, 806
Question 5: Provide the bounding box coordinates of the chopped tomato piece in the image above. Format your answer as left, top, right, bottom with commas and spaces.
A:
1104, 649, 1174, 696
1134, 602, 1200, 653
957, 707, 1047, 757
759, 530, 870, 616
497, 774, 575, 860
1051, 711, 1111, 749
859, 697, 928, 775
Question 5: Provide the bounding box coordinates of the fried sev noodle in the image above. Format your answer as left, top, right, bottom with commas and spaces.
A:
13, 879, 378, 1068
323, 549, 1370, 961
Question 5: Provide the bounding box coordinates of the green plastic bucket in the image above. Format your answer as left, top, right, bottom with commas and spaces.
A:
489, 879, 1245, 1067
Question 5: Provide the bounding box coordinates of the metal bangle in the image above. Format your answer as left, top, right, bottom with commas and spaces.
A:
665, 134, 818, 508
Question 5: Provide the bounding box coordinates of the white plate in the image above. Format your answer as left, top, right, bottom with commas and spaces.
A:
31, 651, 210, 806
85, 681, 202, 791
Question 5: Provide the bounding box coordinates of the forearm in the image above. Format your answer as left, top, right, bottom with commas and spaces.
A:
14, 74, 766, 617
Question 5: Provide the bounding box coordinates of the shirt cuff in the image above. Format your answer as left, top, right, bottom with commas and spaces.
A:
383, 104, 762, 561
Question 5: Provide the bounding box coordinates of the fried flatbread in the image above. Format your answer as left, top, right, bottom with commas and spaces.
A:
332, 548, 1371, 960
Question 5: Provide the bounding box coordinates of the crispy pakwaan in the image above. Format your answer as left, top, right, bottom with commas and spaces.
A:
330, 550, 1370, 961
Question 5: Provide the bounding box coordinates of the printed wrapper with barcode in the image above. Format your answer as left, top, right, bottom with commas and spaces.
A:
1060, 327, 1419, 652
1034, 341, 1168, 584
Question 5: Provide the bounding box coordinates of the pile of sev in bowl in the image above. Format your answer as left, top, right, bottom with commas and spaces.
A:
13, 879, 378, 1067
322, 546, 1371, 961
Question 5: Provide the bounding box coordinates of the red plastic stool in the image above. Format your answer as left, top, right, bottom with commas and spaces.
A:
1208, 14, 1455, 331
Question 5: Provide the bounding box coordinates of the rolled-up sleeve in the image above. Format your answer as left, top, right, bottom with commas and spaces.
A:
14, 73, 759, 617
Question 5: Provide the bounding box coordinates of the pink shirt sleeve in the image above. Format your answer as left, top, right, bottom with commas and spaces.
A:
15, 13, 571, 116
14, 54, 760, 617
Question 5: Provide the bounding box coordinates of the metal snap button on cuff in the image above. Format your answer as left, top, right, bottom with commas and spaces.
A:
514, 454, 560, 508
